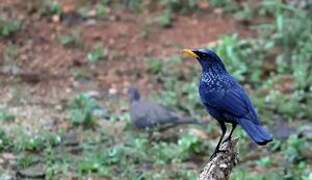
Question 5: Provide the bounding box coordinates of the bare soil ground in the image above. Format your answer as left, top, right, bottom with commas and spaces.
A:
0, 0, 254, 134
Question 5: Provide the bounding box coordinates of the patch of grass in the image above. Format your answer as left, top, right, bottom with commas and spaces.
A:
0, 18, 22, 38
156, 9, 173, 28
146, 57, 164, 74
0, 129, 13, 151
14, 130, 61, 152
87, 43, 108, 63
40, 0, 62, 16
96, 2, 109, 18
161, 0, 199, 13
208, 0, 239, 12
68, 93, 101, 128
17, 154, 40, 169
58, 31, 82, 48
0, 109, 15, 122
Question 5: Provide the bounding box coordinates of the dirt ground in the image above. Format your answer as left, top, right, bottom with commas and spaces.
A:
0, 0, 254, 131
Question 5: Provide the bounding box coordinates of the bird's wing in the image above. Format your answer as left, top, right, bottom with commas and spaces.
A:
146, 102, 180, 123
203, 82, 259, 125
131, 100, 178, 125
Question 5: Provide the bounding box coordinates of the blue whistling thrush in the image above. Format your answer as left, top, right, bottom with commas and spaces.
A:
182, 48, 272, 157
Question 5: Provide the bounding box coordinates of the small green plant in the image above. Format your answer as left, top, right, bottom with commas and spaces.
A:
234, 2, 254, 22
208, 0, 239, 12
161, 0, 198, 13
96, 3, 109, 18
256, 156, 272, 167
41, 0, 62, 16
0, 129, 12, 151
59, 31, 82, 48
0, 109, 15, 122
146, 57, 164, 74
87, 44, 108, 63
15, 135, 46, 151
17, 154, 39, 168
123, 0, 143, 12
14, 130, 61, 152
283, 135, 307, 163
213, 34, 249, 81
0, 18, 22, 37
177, 133, 206, 159
156, 9, 173, 28
68, 93, 100, 128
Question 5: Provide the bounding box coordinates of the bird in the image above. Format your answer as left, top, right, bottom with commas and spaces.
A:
128, 87, 201, 131
182, 48, 272, 158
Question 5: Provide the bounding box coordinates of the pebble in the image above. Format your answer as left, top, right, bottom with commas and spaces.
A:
52, 15, 60, 23
2, 153, 16, 161
85, 19, 97, 26
86, 91, 101, 99
109, 88, 118, 95
0, 175, 14, 180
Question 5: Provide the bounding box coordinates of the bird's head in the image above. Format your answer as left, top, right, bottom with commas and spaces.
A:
182, 48, 227, 73
128, 87, 141, 102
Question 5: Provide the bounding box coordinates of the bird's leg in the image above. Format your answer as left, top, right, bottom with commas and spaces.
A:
209, 121, 227, 160
223, 123, 237, 143
146, 129, 154, 141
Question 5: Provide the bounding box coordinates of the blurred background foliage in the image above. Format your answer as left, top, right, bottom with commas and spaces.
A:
0, 0, 311, 179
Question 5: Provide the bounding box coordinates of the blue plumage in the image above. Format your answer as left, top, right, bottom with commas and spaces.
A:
183, 48, 272, 156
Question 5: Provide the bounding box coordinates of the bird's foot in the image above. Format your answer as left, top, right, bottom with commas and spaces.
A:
209, 149, 227, 161
200, 149, 228, 171
222, 137, 231, 143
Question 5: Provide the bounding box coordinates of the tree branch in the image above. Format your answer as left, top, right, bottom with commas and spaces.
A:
199, 139, 239, 180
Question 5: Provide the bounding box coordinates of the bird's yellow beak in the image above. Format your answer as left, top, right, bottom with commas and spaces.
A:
182, 49, 199, 59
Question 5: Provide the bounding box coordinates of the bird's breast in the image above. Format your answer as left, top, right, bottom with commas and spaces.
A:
199, 81, 218, 101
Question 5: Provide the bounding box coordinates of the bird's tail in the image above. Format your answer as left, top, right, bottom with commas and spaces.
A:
237, 118, 272, 145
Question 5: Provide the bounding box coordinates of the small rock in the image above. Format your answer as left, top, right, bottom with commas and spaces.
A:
85, 19, 97, 26
87, 10, 97, 17
86, 91, 101, 99
299, 127, 312, 140
63, 12, 84, 26
0, 174, 14, 180
2, 153, 16, 161
62, 131, 80, 147
55, 104, 63, 111
52, 15, 60, 23
93, 108, 109, 119
109, 88, 118, 95
213, 8, 223, 15
1, 65, 20, 75
17, 163, 46, 179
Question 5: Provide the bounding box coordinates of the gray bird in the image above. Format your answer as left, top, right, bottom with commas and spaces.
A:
128, 87, 201, 131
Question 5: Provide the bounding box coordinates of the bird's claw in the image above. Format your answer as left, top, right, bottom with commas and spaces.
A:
209, 149, 227, 161
222, 137, 231, 143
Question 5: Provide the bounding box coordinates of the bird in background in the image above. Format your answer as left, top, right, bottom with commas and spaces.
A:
128, 87, 202, 131
182, 48, 272, 158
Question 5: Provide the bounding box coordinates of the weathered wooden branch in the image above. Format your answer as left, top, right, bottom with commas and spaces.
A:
199, 139, 239, 180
